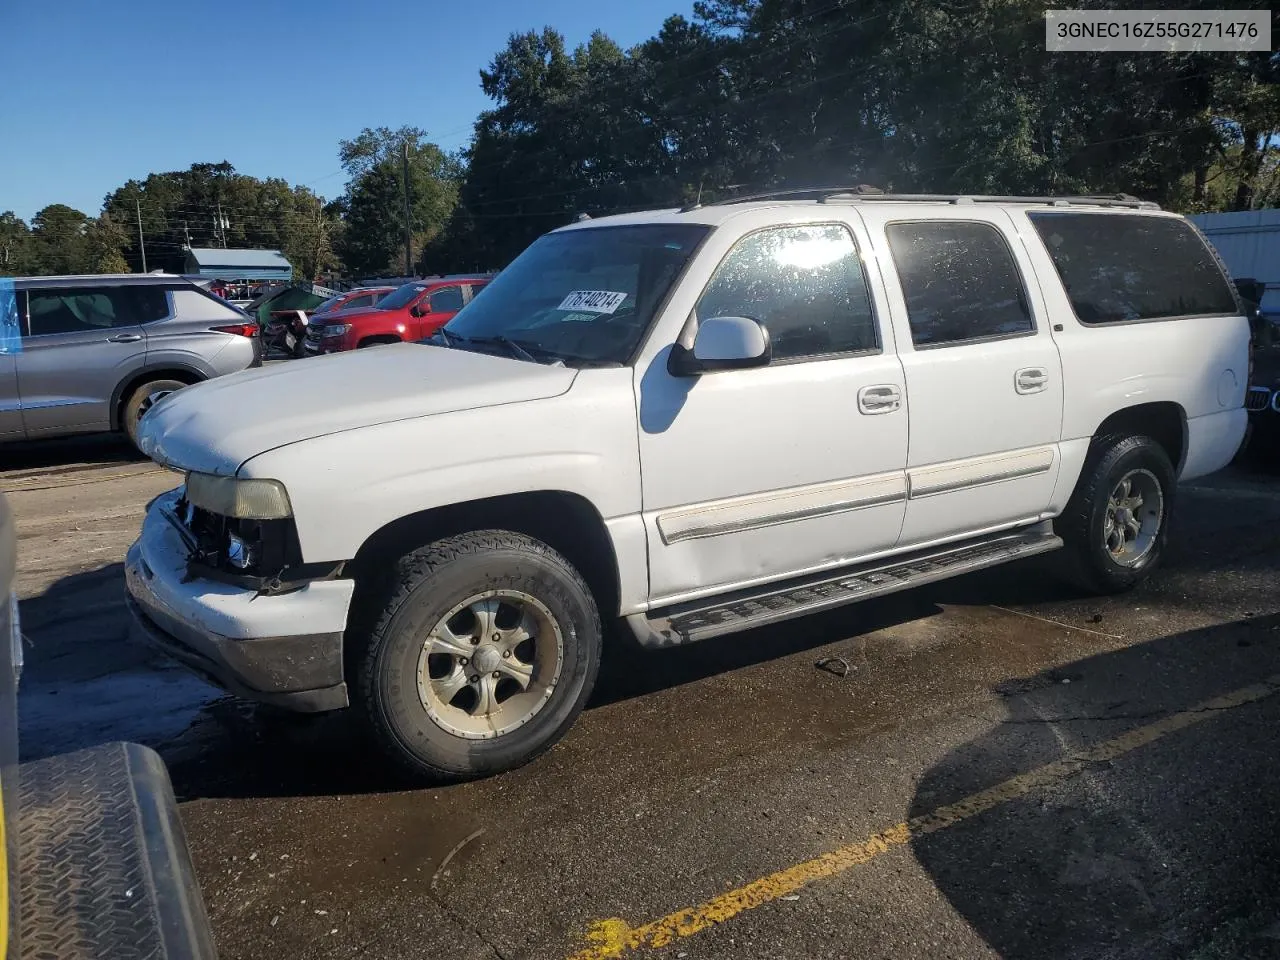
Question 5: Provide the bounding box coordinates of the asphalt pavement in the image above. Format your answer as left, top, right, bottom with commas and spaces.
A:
6, 434, 1280, 960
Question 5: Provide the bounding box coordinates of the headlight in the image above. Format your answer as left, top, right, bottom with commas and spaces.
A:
185, 472, 292, 519
321, 323, 350, 338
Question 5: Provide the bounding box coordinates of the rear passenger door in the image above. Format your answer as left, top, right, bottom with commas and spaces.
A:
16, 285, 160, 436
855, 207, 1064, 547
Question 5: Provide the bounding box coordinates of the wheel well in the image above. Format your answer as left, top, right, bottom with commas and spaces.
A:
1093, 402, 1186, 473
112, 368, 202, 430
347, 490, 621, 623
357, 335, 402, 348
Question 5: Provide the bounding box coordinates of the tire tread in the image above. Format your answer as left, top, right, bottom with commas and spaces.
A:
353, 529, 600, 783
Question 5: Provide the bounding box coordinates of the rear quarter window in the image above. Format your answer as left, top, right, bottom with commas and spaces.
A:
1027, 212, 1238, 324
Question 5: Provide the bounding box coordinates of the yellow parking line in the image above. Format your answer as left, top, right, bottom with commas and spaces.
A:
568, 675, 1280, 960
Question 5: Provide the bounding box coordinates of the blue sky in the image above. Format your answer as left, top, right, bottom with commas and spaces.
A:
0, 0, 692, 222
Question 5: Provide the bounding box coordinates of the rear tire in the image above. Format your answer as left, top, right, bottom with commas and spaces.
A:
354, 530, 602, 783
1056, 434, 1176, 594
123, 378, 188, 451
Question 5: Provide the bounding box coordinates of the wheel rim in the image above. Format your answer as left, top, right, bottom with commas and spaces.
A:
136, 389, 174, 421
1103, 468, 1164, 567
416, 590, 565, 740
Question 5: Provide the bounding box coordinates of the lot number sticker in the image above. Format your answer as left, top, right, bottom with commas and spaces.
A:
557, 290, 628, 314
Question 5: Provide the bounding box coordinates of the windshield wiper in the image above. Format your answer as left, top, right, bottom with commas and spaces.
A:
434, 327, 460, 346
454, 334, 541, 364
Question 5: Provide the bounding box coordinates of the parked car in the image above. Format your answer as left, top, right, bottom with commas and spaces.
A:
0, 490, 216, 959
0, 274, 261, 450
263, 286, 397, 358
1240, 279, 1280, 464
127, 190, 1250, 783
302, 275, 492, 354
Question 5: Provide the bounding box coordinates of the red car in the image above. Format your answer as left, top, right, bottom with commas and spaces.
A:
310, 285, 398, 319
303, 276, 492, 355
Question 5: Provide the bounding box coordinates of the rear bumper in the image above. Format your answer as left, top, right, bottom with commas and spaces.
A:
124, 491, 353, 712
15, 742, 216, 960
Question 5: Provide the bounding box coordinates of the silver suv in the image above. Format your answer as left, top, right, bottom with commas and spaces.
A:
1, 274, 262, 449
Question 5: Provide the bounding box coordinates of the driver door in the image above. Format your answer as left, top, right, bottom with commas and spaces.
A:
635, 217, 910, 605
411, 285, 464, 339
0, 283, 21, 440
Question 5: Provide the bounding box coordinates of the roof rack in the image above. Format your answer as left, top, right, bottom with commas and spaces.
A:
704, 185, 885, 207
704, 186, 1160, 211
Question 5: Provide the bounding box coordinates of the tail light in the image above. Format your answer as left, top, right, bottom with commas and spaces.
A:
211, 323, 259, 337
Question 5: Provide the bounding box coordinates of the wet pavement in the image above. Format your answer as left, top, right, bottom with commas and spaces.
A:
7, 435, 1280, 960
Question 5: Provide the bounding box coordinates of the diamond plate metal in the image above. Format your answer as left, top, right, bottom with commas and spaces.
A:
16, 742, 216, 960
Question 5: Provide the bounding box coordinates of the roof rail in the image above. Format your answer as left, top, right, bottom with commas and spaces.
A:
824, 192, 1160, 210
706, 185, 885, 206
704, 187, 1160, 211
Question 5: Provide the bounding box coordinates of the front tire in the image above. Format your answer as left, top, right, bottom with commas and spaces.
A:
355, 531, 602, 782
123, 378, 188, 451
1056, 435, 1176, 594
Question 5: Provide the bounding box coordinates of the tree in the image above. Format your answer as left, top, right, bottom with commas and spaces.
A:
85, 214, 130, 274
31, 204, 91, 274
0, 213, 36, 276
335, 126, 461, 277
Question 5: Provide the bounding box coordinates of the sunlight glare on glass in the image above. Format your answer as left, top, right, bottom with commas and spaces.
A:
772, 234, 847, 270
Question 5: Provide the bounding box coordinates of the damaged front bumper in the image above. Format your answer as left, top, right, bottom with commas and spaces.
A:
124, 490, 354, 712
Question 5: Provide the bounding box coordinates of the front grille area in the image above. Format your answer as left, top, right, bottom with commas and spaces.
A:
1247, 386, 1272, 412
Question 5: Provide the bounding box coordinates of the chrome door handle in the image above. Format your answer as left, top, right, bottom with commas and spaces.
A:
858, 384, 901, 414
107, 333, 143, 343
1015, 367, 1048, 394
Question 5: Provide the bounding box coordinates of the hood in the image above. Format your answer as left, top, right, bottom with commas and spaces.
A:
138, 344, 578, 474
310, 304, 387, 323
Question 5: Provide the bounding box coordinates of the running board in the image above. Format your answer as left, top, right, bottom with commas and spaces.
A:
631, 525, 1063, 647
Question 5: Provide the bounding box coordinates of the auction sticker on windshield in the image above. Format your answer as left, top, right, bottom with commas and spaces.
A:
557, 290, 628, 314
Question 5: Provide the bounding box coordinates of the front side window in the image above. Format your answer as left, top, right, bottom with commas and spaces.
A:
886, 221, 1033, 347
442, 224, 709, 365
429, 286, 464, 314
696, 223, 877, 361
1027, 212, 1238, 324
25, 286, 168, 337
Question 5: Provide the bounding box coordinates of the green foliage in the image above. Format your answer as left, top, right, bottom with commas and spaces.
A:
0, 212, 37, 276
101, 162, 343, 281
336, 126, 461, 277
13, 3, 1280, 279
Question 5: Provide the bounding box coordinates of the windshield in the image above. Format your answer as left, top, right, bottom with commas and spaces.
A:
439, 224, 709, 364
378, 282, 428, 311
311, 294, 345, 316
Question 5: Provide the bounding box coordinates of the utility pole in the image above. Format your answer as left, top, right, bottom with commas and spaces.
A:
135, 198, 148, 273
216, 203, 228, 248
402, 141, 413, 277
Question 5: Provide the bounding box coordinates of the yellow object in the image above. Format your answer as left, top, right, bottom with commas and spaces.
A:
567, 674, 1280, 960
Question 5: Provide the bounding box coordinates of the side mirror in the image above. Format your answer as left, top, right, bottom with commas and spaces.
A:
669, 316, 771, 376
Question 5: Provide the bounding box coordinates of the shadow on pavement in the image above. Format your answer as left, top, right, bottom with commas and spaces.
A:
909, 612, 1280, 960
3, 433, 142, 471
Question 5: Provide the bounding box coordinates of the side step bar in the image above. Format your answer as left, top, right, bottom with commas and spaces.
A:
631, 525, 1063, 647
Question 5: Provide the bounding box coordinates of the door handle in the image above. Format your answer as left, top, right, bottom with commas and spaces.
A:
1015, 367, 1049, 394
858, 384, 901, 414
107, 333, 143, 343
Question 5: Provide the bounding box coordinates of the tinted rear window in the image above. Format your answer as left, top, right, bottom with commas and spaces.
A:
1027, 212, 1238, 323
886, 220, 1033, 347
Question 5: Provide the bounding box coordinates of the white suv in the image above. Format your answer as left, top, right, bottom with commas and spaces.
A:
124, 190, 1250, 781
